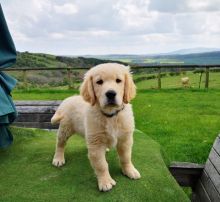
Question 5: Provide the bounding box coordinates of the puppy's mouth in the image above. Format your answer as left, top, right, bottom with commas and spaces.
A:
106, 101, 117, 106
105, 99, 118, 107
101, 102, 124, 117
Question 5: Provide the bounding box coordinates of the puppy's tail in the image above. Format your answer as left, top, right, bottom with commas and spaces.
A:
51, 111, 63, 125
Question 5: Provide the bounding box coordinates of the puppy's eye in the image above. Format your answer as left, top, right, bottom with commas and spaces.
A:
116, 79, 122, 83
96, 80, 103, 85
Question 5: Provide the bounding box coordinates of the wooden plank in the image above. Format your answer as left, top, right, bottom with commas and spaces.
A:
169, 162, 204, 188
200, 170, 220, 202
15, 113, 53, 123
15, 113, 40, 122
22, 70, 27, 88
194, 180, 211, 202
213, 135, 220, 155
67, 68, 72, 89
209, 148, 220, 174
170, 162, 204, 169
2, 67, 89, 71
2, 65, 220, 72
158, 67, 161, 89
199, 72, 203, 89
13, 122, 58, 129
16, 106, 58, 114
204, 160, 220, 192
205, 67, 209, 89
14, 101, 62, 106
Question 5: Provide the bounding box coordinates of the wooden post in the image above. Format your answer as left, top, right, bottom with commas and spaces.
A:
199, 72, 203, 89
205, 67, 209, 89
22, 70, 27, 88
67, 68, 72, 89
158, 67, 161, 89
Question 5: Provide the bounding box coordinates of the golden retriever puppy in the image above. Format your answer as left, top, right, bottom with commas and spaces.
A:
51, 63, 141, 191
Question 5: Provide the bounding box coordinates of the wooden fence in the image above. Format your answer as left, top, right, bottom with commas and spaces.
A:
2, 64, 220, 89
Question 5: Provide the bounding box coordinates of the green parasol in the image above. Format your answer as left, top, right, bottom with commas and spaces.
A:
0, 4, 17, 148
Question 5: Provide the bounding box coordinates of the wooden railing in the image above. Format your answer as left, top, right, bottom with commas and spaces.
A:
2, 64, 220, 89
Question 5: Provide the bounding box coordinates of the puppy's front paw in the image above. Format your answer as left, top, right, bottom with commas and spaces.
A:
52, 156, 65, 167
98, 176, 116, 192
122, 165, 141, 180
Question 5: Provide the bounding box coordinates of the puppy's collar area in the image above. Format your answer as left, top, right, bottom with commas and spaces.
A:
101, 105, 125, 118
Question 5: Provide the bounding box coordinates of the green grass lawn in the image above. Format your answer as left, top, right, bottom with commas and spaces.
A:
0, 128, 189, 202
12, 89, 78, 100
133, 89, 220, 163
12, 88, 220, 164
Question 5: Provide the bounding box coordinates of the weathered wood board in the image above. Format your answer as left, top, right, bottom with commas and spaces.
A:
13, 101, 62, 129
170, 135, 220, 202
193, 135, 220, 202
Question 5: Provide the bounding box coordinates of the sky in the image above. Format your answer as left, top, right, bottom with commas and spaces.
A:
1, 0, 220, 55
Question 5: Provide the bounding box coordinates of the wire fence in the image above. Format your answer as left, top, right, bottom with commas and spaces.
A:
2, 65, 220, 90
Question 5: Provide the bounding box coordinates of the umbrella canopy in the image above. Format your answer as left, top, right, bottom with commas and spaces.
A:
0, 4, 17, 148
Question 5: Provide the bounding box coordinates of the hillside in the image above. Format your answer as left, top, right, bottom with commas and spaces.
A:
13, 51, 220, 68
13, 51, 125, 68
9, 52, 127, 88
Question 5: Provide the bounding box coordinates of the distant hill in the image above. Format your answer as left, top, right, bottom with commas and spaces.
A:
88, 51, 220, 65
13, 51, 125, 68
13, 50, 220, 68
153, 51, 220, 65
164, 47, 220, 55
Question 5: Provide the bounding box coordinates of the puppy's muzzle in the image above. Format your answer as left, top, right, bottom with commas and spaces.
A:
105, 90, 117, 105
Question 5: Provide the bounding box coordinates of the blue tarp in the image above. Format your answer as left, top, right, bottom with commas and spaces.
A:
0, 4, 17, 148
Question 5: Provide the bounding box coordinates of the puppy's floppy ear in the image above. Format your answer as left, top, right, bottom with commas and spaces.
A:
80, 73, 96, 105
123, 70, 136, 104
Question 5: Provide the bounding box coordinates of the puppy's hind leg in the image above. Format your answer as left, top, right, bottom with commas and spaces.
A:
52, 124, 74, 167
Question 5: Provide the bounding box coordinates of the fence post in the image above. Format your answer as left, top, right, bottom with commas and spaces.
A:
22, 69, 27, 88
158, 67, 161, 89
199, 72, 203, 89
205, 67, 209, 89
67, 68, 72, 89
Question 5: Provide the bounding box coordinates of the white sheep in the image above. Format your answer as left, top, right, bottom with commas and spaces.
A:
181, 77, 190, 87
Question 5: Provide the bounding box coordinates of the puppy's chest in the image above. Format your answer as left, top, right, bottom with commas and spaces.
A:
105, 120, 122, 148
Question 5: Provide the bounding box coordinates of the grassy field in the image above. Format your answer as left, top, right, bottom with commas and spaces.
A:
135, 71, 220, 89
0, 127, 189, 202
12, 87, 220, 164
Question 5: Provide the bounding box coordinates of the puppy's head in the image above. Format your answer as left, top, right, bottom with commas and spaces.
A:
80, 63, 136, 111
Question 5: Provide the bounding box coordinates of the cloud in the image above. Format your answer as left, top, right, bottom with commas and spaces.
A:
54, 3, 78, 15
1, 0, 220, 54
187, 0, 220, 12
148, 0, 220, 13
148, 0, 188, 13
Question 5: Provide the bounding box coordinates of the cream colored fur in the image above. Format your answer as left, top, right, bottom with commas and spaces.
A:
181, 77, 190, 87
51, 63, 141, 191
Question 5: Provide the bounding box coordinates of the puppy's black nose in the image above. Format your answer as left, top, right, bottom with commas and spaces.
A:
105, 90, 116, 99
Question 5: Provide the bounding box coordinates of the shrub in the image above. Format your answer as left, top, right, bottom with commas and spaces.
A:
160, 73, 167, 78
169, 72, 180, 76
193, 69, 205, 74
210, 68, 220, 72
